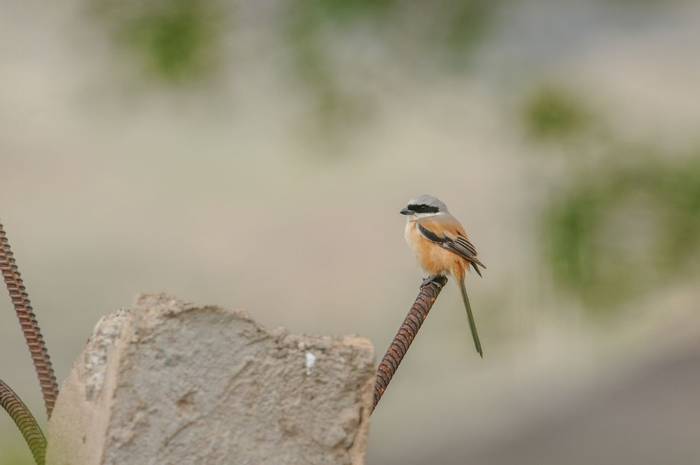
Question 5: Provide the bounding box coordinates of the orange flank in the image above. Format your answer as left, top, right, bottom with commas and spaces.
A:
404, 220, 472, 279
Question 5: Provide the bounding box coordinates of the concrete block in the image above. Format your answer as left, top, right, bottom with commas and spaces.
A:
46, 294, 375, 465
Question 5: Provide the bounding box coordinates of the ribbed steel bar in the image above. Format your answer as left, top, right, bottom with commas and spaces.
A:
0, 221, 58, 418
372, 275, 448, 413
0, 378, 47, 465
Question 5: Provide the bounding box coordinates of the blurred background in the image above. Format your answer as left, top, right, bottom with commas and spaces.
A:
2, 0, 700, 464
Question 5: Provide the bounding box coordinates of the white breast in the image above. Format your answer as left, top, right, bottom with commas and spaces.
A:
404, 220, 420, 255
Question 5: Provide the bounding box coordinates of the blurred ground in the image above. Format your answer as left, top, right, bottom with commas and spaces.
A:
1, 1, 700, 464
401, 338, 700, 465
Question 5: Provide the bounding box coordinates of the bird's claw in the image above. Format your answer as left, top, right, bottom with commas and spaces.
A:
421, 275, 446, 287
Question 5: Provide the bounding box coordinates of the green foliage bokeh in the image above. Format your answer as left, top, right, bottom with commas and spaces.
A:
542, 154, 700, 312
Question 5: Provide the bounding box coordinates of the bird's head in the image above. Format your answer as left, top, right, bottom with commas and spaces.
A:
400, 194, 448, 219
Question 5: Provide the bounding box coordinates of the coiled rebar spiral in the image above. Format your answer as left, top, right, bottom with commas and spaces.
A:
0, 378, 47, 465
0, 221, 58, 418
372, 275, 448, 412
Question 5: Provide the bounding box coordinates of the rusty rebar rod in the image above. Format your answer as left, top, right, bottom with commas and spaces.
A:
0, 378, 47, 465
0, 221, 58, 418
372, 275, 448, 413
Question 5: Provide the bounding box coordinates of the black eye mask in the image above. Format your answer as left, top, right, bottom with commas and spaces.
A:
407, 204, 440, 214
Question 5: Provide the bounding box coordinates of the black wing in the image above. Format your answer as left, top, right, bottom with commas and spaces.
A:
418, 224, 486, 277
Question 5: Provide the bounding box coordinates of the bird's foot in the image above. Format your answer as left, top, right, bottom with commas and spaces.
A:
421, 275, 447, 287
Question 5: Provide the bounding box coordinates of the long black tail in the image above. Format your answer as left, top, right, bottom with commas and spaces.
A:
458, 279, 483, 358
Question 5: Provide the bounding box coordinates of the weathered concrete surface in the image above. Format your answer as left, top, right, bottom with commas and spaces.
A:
46, 294, 375, 465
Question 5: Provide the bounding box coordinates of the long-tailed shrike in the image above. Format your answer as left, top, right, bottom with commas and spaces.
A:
401, 194, 486, 357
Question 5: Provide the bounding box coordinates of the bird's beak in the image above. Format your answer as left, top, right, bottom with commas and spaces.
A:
400, 208, 412, 215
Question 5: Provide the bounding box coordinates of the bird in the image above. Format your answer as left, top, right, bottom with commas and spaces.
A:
400, 194, 486, 357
